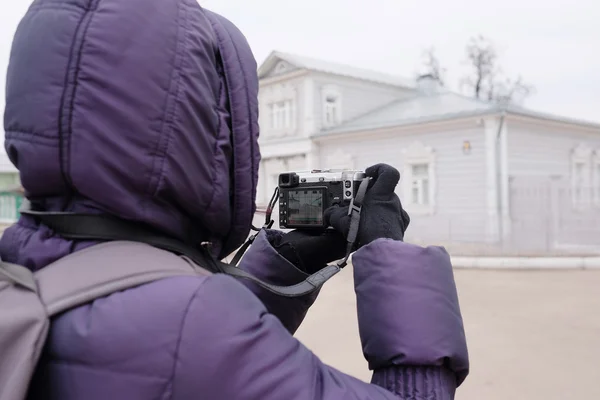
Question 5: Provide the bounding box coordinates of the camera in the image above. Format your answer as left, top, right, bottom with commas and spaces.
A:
278, 169, 366, 229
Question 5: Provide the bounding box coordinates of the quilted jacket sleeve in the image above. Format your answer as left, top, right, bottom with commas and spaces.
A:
236, 229, 320, 334
172, 239, 469, 399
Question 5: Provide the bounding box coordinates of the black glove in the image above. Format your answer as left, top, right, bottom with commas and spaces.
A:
324, 163, 410, 249
272, 229, 348, 274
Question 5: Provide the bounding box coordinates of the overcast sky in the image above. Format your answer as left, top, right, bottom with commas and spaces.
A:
2, 0, 599, 127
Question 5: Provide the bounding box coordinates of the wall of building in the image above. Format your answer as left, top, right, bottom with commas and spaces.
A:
507, 117, 600, 178
0, 172, 19, 190
256, 71, 416, 206
315, 119, 489, 243
0, 172, 21, 224
311, 73, 413, 132
258, 75, 308, 140
506, 117, 600, 251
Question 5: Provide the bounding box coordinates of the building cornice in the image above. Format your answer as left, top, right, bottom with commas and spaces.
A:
259, 70, 309, 87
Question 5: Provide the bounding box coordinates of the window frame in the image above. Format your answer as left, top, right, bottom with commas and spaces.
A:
409, 163, 431, 206
321, 86, 342, 128
269, 100, 295, 132
402, 141, 436, 215
570, 143, 592, 209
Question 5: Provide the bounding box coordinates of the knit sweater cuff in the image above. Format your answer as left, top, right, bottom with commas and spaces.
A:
371, 366, 457, 400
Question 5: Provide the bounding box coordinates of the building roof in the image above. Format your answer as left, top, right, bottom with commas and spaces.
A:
258, 51, 600, 135
316, 91, 600, 136
258, 51, 415, 88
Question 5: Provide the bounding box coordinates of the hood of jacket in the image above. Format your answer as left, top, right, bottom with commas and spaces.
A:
1, 0, 260, 263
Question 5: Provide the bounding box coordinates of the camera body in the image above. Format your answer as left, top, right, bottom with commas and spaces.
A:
278, 169, 366, 229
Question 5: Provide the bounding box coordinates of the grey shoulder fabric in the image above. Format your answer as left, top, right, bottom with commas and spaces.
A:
0, 262, 48, 400
36, 241, 209, 314
0, 241, 207, 400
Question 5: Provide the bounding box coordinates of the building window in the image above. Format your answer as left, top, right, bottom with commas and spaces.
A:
410, 164, 430, 205
269, 100, 295, 130
402, 142, 436, 214
571, 143, 592, 208
324, 95, 340, 126
322, 87, 341, 127
573, 162, 586, 204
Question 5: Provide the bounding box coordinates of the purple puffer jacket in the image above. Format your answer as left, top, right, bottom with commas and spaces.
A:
2, 0, 469, 399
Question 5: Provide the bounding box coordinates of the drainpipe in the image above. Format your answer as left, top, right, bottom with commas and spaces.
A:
495, 111, 507, 244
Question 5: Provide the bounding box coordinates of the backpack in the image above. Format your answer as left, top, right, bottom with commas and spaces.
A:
0, 240, 210, 400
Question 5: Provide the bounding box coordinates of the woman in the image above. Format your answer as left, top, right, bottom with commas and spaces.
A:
1, 0, 468, 398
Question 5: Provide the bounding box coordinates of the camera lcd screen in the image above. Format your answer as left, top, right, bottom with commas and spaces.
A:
287, 189, 324, 226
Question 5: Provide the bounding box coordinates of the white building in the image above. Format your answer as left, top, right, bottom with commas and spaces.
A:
0, 153, 20, 225
256, 51, 600, 255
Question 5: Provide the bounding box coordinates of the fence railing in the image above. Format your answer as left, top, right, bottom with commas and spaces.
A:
507, 182, 600, 255
404, 182, 600, 256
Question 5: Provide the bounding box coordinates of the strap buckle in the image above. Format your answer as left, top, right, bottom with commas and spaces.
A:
347, 201, 362, 216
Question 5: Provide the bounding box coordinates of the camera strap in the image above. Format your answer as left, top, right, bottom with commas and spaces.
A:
334, 176, 370, 267
19, 179, 369, 298
229, 187, 279, 266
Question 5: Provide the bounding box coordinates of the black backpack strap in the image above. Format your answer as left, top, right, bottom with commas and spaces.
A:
20, 179, 370, 298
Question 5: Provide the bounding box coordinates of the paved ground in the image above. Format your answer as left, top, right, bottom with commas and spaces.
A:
295, 267, 600, 400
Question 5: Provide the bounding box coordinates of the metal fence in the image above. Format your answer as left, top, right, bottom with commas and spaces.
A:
405, 180, 600, 256
507, 180, 600, 256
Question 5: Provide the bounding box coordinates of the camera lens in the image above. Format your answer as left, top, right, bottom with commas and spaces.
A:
344, 181, 351, 188
345, 191, 351, 197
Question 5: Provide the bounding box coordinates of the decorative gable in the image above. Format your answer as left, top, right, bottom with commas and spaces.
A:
258, 54, 301, 80
572, 142, 593, 159
274, 61, 291, 75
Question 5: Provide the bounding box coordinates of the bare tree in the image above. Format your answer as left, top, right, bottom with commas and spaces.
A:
461, 35, 533, 104
462, 35, 498, 100
420, 47, 446, 86
493, 76, 534, 105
